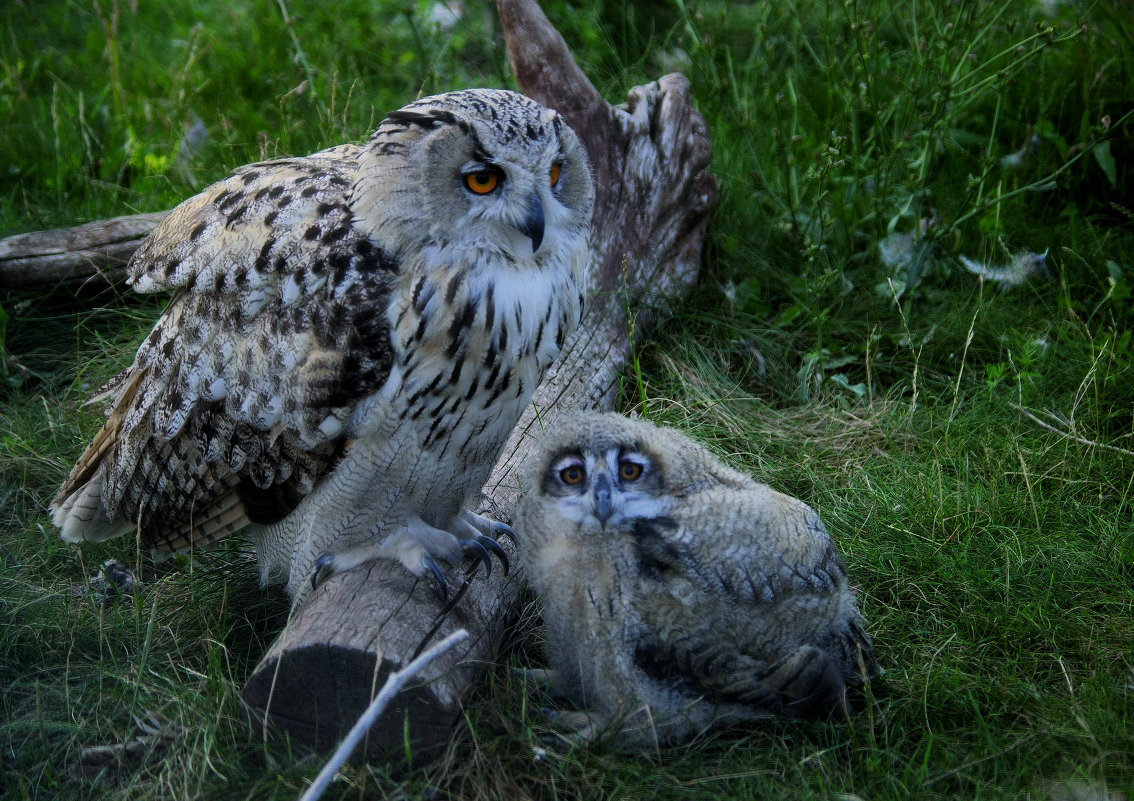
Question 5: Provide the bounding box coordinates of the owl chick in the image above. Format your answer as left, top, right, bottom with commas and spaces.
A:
514, 413, 879, 749
52, 89, 594, 598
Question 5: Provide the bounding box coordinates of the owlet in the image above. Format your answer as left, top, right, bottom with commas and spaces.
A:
514, 413, 879, 749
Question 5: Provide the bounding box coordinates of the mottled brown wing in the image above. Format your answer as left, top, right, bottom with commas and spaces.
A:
633, 487, 848, 604
54, 145, 399, 552
628, 489, 877, 716
696, 643, 849, 718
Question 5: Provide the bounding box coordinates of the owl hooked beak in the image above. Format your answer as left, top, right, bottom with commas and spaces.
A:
518, 194, 545, 252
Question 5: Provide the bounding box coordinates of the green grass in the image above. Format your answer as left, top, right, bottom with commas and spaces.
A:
2, 0, 1133, 798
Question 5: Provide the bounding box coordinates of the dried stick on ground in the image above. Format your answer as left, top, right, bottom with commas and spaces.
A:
239, 0, 716, 766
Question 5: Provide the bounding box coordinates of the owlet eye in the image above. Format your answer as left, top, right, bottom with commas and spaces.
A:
549, 163, 561, 187
559, 464, 585, 485
619, 460, 643, 482
465, 171, 500, 194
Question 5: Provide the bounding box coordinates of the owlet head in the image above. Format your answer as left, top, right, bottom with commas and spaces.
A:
534, 414, 671, 530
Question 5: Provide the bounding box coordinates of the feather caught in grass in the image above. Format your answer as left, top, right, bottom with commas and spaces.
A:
959, 249, 1050, 292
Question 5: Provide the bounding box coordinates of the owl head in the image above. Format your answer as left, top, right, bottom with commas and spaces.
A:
352, 89, 593, 266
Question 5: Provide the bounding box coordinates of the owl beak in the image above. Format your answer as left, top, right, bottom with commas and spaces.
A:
592, 473, 613, 526
518, 194, 545, 253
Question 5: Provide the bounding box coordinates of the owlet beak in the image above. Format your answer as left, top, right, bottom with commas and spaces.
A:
592, 472, 613, 526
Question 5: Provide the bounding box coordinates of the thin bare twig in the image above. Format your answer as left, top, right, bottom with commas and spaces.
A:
297, 629, 470, 801
1012, 404, 1134, 459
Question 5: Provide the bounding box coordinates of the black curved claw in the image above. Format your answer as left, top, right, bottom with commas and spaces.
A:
492, 521, 517, 545
477, 534, 510, 576
424, 554, 448, 601
311, 554, 334, 590
459, 537, 494, 579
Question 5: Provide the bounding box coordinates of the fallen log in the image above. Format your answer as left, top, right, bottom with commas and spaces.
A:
241, 0, 715, 766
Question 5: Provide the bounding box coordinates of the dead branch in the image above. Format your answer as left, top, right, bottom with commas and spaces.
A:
0, 213, 167, 292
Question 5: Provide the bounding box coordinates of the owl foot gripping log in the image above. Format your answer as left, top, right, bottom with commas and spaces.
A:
514, 413, 880, 750
310, 511, 511, 597
51, 89, 593, 598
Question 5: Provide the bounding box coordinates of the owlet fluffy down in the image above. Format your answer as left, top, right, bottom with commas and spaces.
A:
514, 413, 880, 749
52, 89, 594, 597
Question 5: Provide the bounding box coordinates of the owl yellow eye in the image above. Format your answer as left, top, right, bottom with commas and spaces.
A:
619, 461, 643, 482
560, 465, 585, 485
549, 164, 561, 187
465, 171, 500, 194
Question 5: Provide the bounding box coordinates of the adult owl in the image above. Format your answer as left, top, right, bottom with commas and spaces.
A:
514, 413, 879, 749
52, 89, 594, 598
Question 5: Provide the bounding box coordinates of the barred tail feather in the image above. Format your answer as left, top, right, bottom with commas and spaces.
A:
53, 473, 133, 543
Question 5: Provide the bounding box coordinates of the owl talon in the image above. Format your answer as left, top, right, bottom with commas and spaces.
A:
458, 510, 514, 542
459, 537, 494, 579
454, 512, 511, 576
311, 554, 334, 590
491, 521, 516, 545
423, 554, 448, 601
477, 533, 510, 575
310, 542, 450, 599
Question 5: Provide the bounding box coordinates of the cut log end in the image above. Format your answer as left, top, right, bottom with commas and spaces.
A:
243, 645, 456, 766
0, 212, 167, 292
241, 534, 523, 766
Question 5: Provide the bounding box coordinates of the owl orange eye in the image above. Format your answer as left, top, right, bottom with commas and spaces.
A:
549, 164, 561, 187
560, 465, 585, 485
465, 171, 500, 194
619, 461, 643, 482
